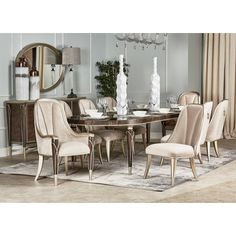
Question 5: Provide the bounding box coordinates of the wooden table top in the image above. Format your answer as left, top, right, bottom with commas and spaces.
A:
68, 112, 179, 127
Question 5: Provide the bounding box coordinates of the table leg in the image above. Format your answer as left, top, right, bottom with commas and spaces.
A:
88, 136, 95, 180
127, 126, 134, 175
146, 123, 151, 145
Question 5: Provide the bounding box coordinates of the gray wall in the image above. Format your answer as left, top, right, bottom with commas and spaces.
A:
0, 33, 202, 156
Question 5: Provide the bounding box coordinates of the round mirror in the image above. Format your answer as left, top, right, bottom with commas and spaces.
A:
15, 43, 64, 92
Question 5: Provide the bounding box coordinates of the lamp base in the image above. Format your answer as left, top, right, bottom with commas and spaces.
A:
67, 89, 77, 98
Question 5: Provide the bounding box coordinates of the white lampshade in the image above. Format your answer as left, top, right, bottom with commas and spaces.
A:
62, 47, 81, 65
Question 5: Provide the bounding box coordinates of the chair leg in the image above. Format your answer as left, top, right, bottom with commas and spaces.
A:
206, 142, 211, 162
142, 133, 146, 149
121, 140, 126, 158
132, 136, 136, 155
161, 122, 166, 137
197, 151, 203, 164
190, 157, 198, 180
80, 155, 85, 168
64, 156, 69, 176
160, 157, 164, 166
144, 154, 152, 178
98, 144, 103, 164
213, 140, 220, 157
34, 155, 44, 181
106, 141, 111, 162
170, 158, 177, 186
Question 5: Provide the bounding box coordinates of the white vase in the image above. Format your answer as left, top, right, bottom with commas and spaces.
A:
149, 57, 160, 111
116, 55, 127, 116
15, 67, 29, 100
30, 76, 40, 100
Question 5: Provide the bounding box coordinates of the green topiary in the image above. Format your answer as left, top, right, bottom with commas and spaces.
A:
94, 60, 129, 98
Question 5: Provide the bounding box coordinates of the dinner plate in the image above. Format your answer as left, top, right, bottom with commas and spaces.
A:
87, 116, 109, 119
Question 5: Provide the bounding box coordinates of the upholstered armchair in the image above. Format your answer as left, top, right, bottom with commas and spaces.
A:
34, 99, 94, 186
205, 100, 229, 161
79, 99, 125, 162
102, 96, 147, 150
59, 100, 103, 172
144, 104, 204, 186
161, 91, 201, 136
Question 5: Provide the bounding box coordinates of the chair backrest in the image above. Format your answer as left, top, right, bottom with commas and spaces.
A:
34, 99, 75, 155
178, 91, 200, 105
79, 99, 96, 115
78, 99, 102, 131
206, 100, 229, 142
103, 97, 117, 110
199, 101, 213, 145
168, 104, 204, 147
59, 101, 73, 118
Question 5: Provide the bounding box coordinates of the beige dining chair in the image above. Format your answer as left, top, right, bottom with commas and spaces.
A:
59, 100, 103, 173
205, 100, 229, 161
79, 98, 125, 162
34, 99, 94, 185
102, 96, 147, 150
161, 91, 200, 136
160, 101, 213, 164
144, 104, 204, 186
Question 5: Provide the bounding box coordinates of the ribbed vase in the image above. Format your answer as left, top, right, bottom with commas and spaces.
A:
116, 55, 127, 116
149, 57, 160, 111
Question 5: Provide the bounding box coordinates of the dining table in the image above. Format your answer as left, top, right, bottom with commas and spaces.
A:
68, 111, 179, 177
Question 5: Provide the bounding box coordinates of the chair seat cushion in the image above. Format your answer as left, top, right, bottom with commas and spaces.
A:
59, 141, 90, 156
161, 134, 171, 143
93, 129, 124, 142
145, 143, 194, 158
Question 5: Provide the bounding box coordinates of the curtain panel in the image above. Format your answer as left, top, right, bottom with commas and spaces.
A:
203, 33, 236, 138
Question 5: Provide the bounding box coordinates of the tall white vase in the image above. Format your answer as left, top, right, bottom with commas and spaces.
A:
116, 55, 128, 116
149, 57, 160, 111
15, 67, 29, 100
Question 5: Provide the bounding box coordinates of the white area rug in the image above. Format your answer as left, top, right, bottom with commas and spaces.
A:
0, 148, 235, 191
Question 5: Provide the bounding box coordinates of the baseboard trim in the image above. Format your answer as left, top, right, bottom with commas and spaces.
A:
0, 145, 23, 158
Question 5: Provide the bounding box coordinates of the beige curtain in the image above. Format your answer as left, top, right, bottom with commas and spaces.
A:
203, 33, 236, 138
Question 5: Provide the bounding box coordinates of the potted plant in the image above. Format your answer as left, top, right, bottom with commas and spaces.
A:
94, 60, 129, 98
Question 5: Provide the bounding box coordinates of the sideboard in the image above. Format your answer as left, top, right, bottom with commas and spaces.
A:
5, 97, 85, 160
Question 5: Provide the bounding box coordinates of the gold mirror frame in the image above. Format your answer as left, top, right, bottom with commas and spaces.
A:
15, 43, 65, 92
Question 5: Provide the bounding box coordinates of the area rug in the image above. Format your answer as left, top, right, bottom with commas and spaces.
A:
0, 148, 235, 192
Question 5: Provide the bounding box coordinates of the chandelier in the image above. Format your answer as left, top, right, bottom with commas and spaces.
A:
114, 33, 168, 50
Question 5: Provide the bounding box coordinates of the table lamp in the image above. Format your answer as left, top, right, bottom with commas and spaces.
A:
62, 46, 81, 98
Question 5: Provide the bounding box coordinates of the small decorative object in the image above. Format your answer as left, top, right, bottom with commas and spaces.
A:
29, 66, 40, 100
15, 57, 29, 100
149, 57, 160, 111
62, 47, 81, 98
116, 55, 128, 116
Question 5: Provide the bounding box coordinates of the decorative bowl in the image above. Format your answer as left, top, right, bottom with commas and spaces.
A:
133, 111, 147, 116
159, 108, 170, 113
88, 112, 103, 118
85, 109, 98, 116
